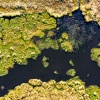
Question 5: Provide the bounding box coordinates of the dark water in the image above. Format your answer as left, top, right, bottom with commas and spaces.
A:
56, 10, 98, 49
0, 10, 100, 96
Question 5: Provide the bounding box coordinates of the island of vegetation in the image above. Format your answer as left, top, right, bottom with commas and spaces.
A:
66, 69, 76, 76
0, 77, 100, 100
69, 60, 74, 66
42, 56, 49, 68
91, 43, 100, 67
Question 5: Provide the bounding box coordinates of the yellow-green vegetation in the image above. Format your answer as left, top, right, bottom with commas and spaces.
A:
0, 11, 74, 76
69, 60, 74, 66
91, 47, 100, 67
60, 41, 73, 52
42, 56, 49, 68
80, 0, 100, 26
61, 32, 69, 40
36, 32, 73, 52
66, 69, 76, 76
0, 0, 79, 18
0, 12, 56, 76
1, 77, 100, 100
0, 77, 94, 100
58, 32, 73, 52
86, 86, 100, 100
36, 38, 59, 50
54, 70, 59, 74
47, 31, 55, 38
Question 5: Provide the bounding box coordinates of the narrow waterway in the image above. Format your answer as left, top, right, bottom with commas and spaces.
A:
0, 10, 100, 96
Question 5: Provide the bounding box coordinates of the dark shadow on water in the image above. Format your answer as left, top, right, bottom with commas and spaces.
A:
0, 9, 100, 96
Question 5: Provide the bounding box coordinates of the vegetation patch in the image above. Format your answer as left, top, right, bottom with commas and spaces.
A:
91, 46, 100, 67
0, 77, 91, 100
